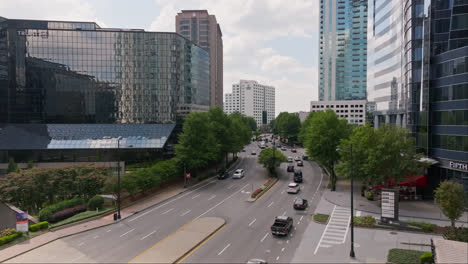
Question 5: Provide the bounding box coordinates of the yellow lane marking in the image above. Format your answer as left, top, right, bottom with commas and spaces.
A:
175, 224, 226, 264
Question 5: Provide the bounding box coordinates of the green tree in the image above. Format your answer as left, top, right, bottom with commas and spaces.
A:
258, 148, 287, 176
434, 181, 466, 228
208, 107, 233, 166
274, 112, 301, 142
303, 110, 351, 191
298, 112, 316, 144
7, 158, 20, 173
175, 112, 218, 175
245, 116, 257, 132
228, 112, 251, 155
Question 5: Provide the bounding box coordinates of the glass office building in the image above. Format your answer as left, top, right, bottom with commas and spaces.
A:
319, 0, 368, 101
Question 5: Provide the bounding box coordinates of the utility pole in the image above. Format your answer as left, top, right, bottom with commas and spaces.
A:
350, 143, 355, 258
117, 137, 121, 220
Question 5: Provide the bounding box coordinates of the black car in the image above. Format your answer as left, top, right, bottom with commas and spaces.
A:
287, 165, 294, 172
251, 151, 257, 155
302, 155, 308, 160
218, 171, 229, 180
294, 170, 303, 183
297, 160, 303, 166
293, 198, 308, 210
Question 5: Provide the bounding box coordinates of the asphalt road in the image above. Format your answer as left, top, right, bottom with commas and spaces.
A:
7, 141, 326, 263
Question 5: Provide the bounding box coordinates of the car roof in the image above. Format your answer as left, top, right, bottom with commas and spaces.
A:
276, 215, 289, 220
235, 169, 243, 172
288, 183, 298, 187
294, 198, 303, 203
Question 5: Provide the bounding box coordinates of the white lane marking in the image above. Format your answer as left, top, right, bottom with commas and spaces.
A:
128, 180, 215, 222
208, 195, 216, 200
314, 205, 351, 255
162, 208, 174, 215
194, 184, 249, 220
106, 229, 111, 233
217, 244, 231, 255
140, 230, 157, 240
93, 235, 99, 239
227, 184, 234, 189
286, 240, 289, 244
300, 216, 304, 221
276, 256, 280, 261
191, 194, 200, 199
356, 210, 362, 216
120, 228, 135, 237
260, 232, 269, 242
282, 247, 285, 252
249, 218, 257, 227
281, 190, 285, 194
180, 209, 192, 216
267, 202, 274, 208
297, 221, 300, 225
78, 242, 85, 246
282, 211, 286, 216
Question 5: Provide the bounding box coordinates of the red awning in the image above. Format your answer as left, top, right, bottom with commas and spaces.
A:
397, 175, 427, 187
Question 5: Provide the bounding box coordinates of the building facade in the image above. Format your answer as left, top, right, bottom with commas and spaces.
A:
0, 17, 210, 124
310, 100, 367, 125
319, 0, 368, 101
224, 80, 275, 128
176, 10, 223, 108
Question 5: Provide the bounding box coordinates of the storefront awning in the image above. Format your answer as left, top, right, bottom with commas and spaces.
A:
397, 175, 427, 187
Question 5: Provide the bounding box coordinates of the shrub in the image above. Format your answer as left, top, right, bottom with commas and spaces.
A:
0, 232, 23, 246
366, 192, 374, 200
39, 197, 86, 221
29, 221, 49, 232
49, 204, 87, 223
419, 252, 433, 264
407, 221, 437, 233
251, 188, 263, 198
443, 227, 468, 243
0, 228, 17, 238
88, 196, 105, 210
313, 214, 329, 223
387, 248, 425, 264
353, 216, 376, 227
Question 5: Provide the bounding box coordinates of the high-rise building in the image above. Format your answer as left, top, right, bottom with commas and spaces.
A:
310, 100, 367, 125
176, 10, 223, 108
319, 0, 368, 101
224, 80, 275, 128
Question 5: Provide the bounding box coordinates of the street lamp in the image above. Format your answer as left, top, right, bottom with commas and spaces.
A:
337, 144, 355, 258
116, 136, 122, 220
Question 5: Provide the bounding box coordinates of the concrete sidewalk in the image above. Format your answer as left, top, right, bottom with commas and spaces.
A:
323, 180, 468, 225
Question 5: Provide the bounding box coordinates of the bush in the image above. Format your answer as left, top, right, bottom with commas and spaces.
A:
387, 248, 426, 264
353, 216, 376, 227
29, 221, 49, 232
313, 214, 329, 223
88, 196, 105, 210
251, 188, 263, 198
49, 204, 87, 223
39, 197, 85, 222
0, 232, 23, 246
443, 227, 468, 242
407, 221, 437, 233
419, 252, 433, 264
0, 228, 17, 238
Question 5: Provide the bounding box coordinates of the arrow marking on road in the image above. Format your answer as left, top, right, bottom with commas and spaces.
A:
120, 228, 135, 237
249, 218, 257, 227
260, 232, 269, 243
162, 208, 174, 215
140, 229, 157, 240
180, 209, 191, 216
218, 244, 231, 255
208, 195, 216, 200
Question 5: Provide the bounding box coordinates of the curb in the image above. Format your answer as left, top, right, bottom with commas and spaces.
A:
0, 156, 244, 263
246, 178, 279, 202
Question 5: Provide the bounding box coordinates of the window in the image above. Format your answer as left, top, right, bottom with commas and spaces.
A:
180, 20, 190, 25
452, 14, 468, 30
179, 25, 189, 30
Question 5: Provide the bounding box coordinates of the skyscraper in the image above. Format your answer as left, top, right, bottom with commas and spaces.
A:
176, 10, 223, 108
318, 0, 368, 101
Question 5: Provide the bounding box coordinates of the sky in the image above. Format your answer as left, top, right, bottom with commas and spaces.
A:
0, 0, 319, 116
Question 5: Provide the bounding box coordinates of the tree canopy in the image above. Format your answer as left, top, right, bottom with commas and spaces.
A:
273, 112, 301, 142
434, 181, 466, 228
258, 147, 287, 176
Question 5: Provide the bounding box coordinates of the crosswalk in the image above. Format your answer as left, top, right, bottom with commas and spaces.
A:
314, 205, 351, 254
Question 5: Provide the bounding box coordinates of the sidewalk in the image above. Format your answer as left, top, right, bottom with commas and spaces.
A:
323, 180, 468, 226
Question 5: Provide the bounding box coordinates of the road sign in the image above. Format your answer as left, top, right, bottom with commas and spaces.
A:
381, 189, 399, 223
16, 212, 28, 232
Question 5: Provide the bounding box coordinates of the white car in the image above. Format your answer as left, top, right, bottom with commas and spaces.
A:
286, 183, 300, 194
287, 157, 293, 163
233, 169, 245, 179
294, 156, 301, 161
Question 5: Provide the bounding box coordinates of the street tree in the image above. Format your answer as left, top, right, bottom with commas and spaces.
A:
7, 158, 20, 173
274, 112, 301, 142
208, 107, 233, 166
258, 148, 287, 177
434, 181, 466, 228
298, 112, 316, 144
228, 112, 251, 155
245, 116, 257, 132
303, 110, 351, 191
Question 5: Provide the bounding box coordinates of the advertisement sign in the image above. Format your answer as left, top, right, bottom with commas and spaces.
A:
16, 212, 29, 232
381, 189, 399, 223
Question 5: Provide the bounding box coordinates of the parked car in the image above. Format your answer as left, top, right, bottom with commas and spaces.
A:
293, 198, 308, 210
294, 170, 303, 183
218, 171, 229, 180
287, 165, 295, 172
291, 149, 297, 153
287, 157, 293, 163
286, 182, 301, 194
251, 151, 257, 155
233, 169, 245, 179
294, 156, 301, 161
297, 160, 303, 167
302, 155, 308, 160
270, 216, 293, 236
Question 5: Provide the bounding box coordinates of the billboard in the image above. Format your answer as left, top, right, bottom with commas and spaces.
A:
16, 212, 28, 232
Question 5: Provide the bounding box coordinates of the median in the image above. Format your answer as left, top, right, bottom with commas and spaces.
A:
246, 178, 279, 202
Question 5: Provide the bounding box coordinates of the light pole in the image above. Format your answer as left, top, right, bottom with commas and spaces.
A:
116, 136, 122, 220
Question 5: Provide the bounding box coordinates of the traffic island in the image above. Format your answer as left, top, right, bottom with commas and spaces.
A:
246, 178, 279, 202
129, 217, 225, 263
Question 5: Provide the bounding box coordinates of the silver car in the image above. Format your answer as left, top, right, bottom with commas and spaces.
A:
233, 169, 245, 179
286, 182, 301, 194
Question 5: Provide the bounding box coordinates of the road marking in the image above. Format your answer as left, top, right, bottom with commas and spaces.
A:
78, 242, 85, 246
106, 229, 111, 233
297, 221, 300, 225
287, 240, 289, 244
282, 247, 285, 252
72, 255, 84, 262
128, 180, 215, 222
120, 228, 135, 237
249, 218, 257, 227
260, 232, 269, 242
140, 230, 157, 240
314, 205, 351, 255
227, 184, 234, 189
300, 216, 304, 221
208, 195, 216, 200
180, 209, 192, 216
162, 208, 174, 215
194, 184, 249, 220
267, 202, 274, 207
276, 256, 280, 261
356, 210, 362, 216
191, 194, 200, 199
282, 211, 286, 216
217, 244, 231, 255
281, 190, 285, 194
93, 235, 99, 239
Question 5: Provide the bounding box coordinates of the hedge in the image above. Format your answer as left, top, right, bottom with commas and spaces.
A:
353, 216, 376, 227
0, 232, 23, 246
407, 221, 437, 233
39, 198, 85, 222
29, 221, 49, 232
49, 204, 87, 223
443, 227, 468, 242
0, 228, 16, 238
88, 196, 105, 210
251, 188, 262, 198
419, 252, 433, 264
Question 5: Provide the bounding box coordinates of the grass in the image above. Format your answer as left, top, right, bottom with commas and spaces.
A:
0, 229, 47, 251
50, 207, 115, 228
387, 248, 426, 264
353, 215, 376, 227
407, 221, 437, 233
313, 214, 329, 223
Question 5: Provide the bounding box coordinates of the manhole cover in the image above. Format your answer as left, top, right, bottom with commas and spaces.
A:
390, 231, 398, 235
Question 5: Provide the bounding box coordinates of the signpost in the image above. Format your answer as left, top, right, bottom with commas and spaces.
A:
16, 212, 28, 232
381, 189, 399, 223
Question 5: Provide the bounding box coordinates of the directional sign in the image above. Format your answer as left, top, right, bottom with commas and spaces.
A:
381, 189, 399, 223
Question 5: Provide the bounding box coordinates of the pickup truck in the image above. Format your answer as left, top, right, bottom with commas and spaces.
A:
270, 216, 293, 236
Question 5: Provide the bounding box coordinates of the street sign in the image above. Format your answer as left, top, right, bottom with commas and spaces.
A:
186, 173, 191, 179
381, 189, 399, 223
16, 212, 28, 232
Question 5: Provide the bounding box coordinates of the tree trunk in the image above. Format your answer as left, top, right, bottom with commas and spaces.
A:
451, 219, 455, 228
225, 153, 228, 167
330, 163, 336, 191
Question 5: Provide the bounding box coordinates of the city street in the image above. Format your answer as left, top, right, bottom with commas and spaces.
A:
6, 142, 326, 263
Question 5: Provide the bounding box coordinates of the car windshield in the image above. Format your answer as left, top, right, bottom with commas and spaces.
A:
295, 199, 303, 204
235, 170, 242, 173
288, 183, 297, 187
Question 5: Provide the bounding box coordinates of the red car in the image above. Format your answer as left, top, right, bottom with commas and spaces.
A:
291, 149, 297, 153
